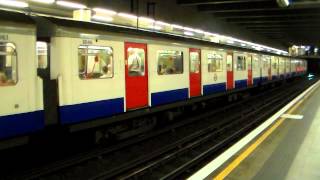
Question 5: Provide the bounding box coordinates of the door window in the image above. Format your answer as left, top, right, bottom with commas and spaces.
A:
226, 54, 232, 71
190, 51, 200, 73
127, 47, 145, 76
0, 42, 17, 86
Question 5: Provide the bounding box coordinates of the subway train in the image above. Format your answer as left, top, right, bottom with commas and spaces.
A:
0, 10, 307, 147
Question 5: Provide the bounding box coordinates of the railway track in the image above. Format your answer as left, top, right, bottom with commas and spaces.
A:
6, 77, 316, 180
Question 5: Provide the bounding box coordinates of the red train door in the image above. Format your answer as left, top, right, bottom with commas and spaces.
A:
125, 42, 148, 110
248, 55, 253, 86
226, 53, 234, 90
268, 58, 272, 80
189, 48, 201, 97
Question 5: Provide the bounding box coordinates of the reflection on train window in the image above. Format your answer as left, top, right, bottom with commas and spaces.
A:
157, 50, 183, 75
236, 56, 246, 71
78, 45, 113, 79
253, 56, 259, 70
207, 53, 223, 72
127, 47, 145, 76
262, 56, 270, 69
272, 62, 277, 69
0, 42, 17, 86
37, 41, 48, 69
190, 51, 200, 73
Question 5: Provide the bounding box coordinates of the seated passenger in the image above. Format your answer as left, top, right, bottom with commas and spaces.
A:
0, 72, 7, 85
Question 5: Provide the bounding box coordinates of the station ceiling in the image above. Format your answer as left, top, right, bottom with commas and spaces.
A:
177, 0, 320, 46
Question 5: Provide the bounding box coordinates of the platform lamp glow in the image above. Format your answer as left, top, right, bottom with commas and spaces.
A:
277, 0, 290, 7
56, 0, 86, 9
0, 0, 29, 8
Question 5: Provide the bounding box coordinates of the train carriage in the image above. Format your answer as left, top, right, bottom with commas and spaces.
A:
251, 53, 261, 85
0, 10, 309, 147
271, 56, 279, 80
50, 32, 126, 124
201, 48, 227, 95
0, 12, 44, 139
233, 51, 249, 89
261, 55, 271, 82
148, 44, 189, 106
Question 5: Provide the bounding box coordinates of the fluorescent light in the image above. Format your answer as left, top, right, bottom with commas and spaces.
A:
226, 40, 234, 44
184, 31, 194, 36
172, 24, 184, 30
148, 25, 162, 30
194, 29, 204, 34
118, 12, 137, 19
241, 43, 246, 47
93, 8, 117, 15
139, 16, 155, 23
30, 0, 55, 4
56, 1, 86, 9
155, 21, 170, 26
92, 15, 113, 22
184, 27, 194, 32
0, 0, 29, 8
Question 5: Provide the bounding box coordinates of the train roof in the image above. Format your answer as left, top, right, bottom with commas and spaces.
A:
0, 10, 34, 24
35, 16, 291, 57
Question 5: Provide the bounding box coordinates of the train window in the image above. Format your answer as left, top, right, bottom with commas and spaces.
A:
236, 56, 246, 71
252, 55, 259, 70
190, 51, 200, 73
37, 42, 48, 69
127, 47, 145, 76
262, 56, 270, 69
78, 45, 113, 79
0, 42, 17, 86
157, 50, 183, 75
207, 53, 223, 72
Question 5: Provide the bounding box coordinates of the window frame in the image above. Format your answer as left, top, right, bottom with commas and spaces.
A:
0, 42, 18, 86
157, 50, 184, 75
78, 45, 114, 80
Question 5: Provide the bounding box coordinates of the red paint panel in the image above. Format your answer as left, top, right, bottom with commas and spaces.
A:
248, 56, 253, 86
226, 53, 234, 90
189, 48, 201, 97
248, 70, 253, 86
268, 68, 272, 80
227, 71, 234, 90
125, 42, 148, 110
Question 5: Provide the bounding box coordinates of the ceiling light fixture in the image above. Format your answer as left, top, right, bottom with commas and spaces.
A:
56, 1, 86, 9
93, 8, 117, 15
92, 15, 113, 22
30, 0, 55, 4
0, 0, 29, 8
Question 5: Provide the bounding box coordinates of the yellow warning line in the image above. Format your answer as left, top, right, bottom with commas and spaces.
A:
213, 86, 316, 180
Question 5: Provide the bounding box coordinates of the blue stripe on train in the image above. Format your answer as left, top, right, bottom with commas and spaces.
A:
272, 75, 279, 80
253, 77, 261, 85
235, 79, 247, 89
261, 77, 268, 83
60, 98, 124, 124
0, 110, 44, 139
151, 88, 188, 106
203, 82, 226, 95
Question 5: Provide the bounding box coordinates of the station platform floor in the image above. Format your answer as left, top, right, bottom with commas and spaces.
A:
188, 80, 320, 180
